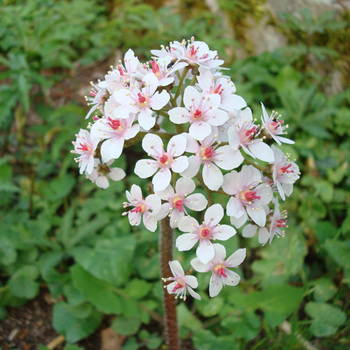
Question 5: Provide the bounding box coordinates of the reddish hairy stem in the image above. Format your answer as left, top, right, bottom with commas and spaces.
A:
159, 217, 180, 350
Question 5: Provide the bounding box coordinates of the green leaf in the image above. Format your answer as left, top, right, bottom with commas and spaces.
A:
40, 175, 75, 202
111, 316, 141, 336
192, 330, 239, 350
314, 180, 333, 202
324, 240, 350, 270
72, 236, 136, 286
197, 294, 224, 317
312, 278, 337, 302
64, 345, 84, 350
177, 303, 202, 331
71, 265, 122, 314
53, 301, 102, 343
305, 302, 346, 337
8, 266, 39, 299
123, 278, 152, 299
221, 312, 260, 340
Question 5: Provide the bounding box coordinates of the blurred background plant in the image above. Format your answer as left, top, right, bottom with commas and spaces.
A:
0, 0, 349, 349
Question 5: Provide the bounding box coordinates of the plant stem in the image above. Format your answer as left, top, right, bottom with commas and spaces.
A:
159, 216, 180, 350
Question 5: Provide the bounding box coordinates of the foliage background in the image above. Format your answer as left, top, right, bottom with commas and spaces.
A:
0, 0, 349, 349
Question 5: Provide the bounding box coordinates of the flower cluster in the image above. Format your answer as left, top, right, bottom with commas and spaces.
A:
72, 37, 300, 300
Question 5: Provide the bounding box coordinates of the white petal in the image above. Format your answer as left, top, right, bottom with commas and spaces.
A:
152, 168, 171, 192
150, 90, 170, 110
212, 224, 236, 241
155, 185, 175, 200
113, 89, 133, 105
152, 203, 171, 221
226, 248, 246, 267
206, 109, 228, 126
209, 273, 223, 298
203, 163, 223, 191
246, 206, 266, 227
196, 241, 215, 264
168, 134, 187, 156
176, 177, 195, 195
212, 243, 226, 261
204, 203, 224, 226
181, 156, 201, 177
176, 233, 198, 251
101, 138, 124, 163
228, 126, 240, 150
142, 73, 158, 95
258, 227, 270, 245
168, 107, 189, 124
145, 194, 161, 210
248, 141, 275, 162
222, 171, 239, 195
170, 210, 184, 228
184, 193, 208, 211
178, 216, 198, 233
223, 270, 240, 286
95, 176, 109, 189
226, 196, 245, 218
184, 275, 198, 289
184, 86, 201, 110
138, 108, 155, 130
189, 121, 212, 141
187, 287, 201, 300
215, 145, 244, 170
191, 258, 210, 273
129, 184, 142, 201
108, 168, 125, 181
230, 213, 247, 228
169, 260, 184, 277
134, 159, 158, 178
221, 94, 247, 111
242, 224, 258, 238
142, 133, 164, 157
171, 156, 189, 173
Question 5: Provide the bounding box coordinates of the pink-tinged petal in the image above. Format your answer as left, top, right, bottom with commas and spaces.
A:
155, 184, 175, 200
277, 136, 295, 144
206, 109, 229, 126
212, 243, 227, 261
150, 90, 170, 110
171, 156, 189, 173
204, 203, 224, 226
248, 141, 275, 162
124, 124, 140, 140
209, 273, 223, 298
95, 176, 109, 189
191, 258, 211, 273
184, 86, 201, 110
152, 168, 171, 191
170, 210, 184, 228
224, 270, 240, 286
221, 94, 247, 111
226, 248, 246, 267
222, 171, 239, 195
178, 216, 198, 233
168, 134, 187, 156
185, 193, 208, 211
228, 126, 240, 150
168, 107, 189, 124
277, 182, 286, 200
90, 119, 106, 139
176, 233, 198, 251
215, 145, 244, 170
201, 93, 221, 111
181, 156, 201, 178
113, 89, 134, 105
113, 103, 137, 118
129, 184, 142, 201
101, 137, 124, 163
145, 194, 161, 210
142, 73, 159, 96
124, 49, 139, 73
144, 216, 157, 232
246, 206, 266, 226
258, 227, 270, 245
138, 108, 155, 130
184, 275, 198, 289
184, 134, 199, 153
151, 203, 170, 221
282, 183, 293, 197
242, 224, 257, 238
176, 177, 195, 195
85, 155, 95, 174
189, 121, 212, 141
108, 168, 125, 181
166, 282, 177, 295
212, 224, 236, 241
196, 241, 215, 264
88, 169, 99, 182
226, 197, 245, 218
159, 77, 174, 87
197, 67, 212, 92
203, 163, 223, 191
187, 287, 201, 300
169, 260, 184, 277
128, 211, 141, 226
142, 133, 164, 157
134, 159, 158, 178
230, 213, 247, 228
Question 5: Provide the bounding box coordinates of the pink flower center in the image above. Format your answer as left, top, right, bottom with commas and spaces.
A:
270, 120, 283, 131
172, 280, 184, 292
241, 190, 261, 202
107, 118, 122, 131
159, 153, 170, 166
199, 226, 212, 239
245, 126, 257, 139
214, 263, 227, 278
138, 93, 148, 107
200, 146, 214, 160
150, 61, 161, 78
279, 164, 293, 174
77, 143, 90, 152
212, 84, 223, 95
275, 219, 287, 228
130, 204, 146, 213
172, 196, 183, 212
192, 109, 203, 121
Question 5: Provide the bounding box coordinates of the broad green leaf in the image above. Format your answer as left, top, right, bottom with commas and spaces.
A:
177, 303, 202, 332
324, 239, 350, 270
312, 278, 337, 302
123, 278, 152, 299
53, 301, 102, 343
71, 265, 122, 314
197, 294, 224, 317
221, 312, 260, 340
111, 316, 141, 336
8, 266, 39, 299
192, 330, 239, 350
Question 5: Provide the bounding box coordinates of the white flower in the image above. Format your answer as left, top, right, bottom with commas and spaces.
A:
71, 129, 98, 174
222, 165, 273, 227
123, 185, 161, 232
169, 86, 228, 141
152, 177, 208, 228
162, 260, 201, 301
271, 145, 300, 200
176, 204, 236, 264
191, 244, 246, 297
228, 107, 274, 162
113, 73, 170, 130
181, 132, 243, 190
85, 81, 108, 119
87, 159, 125, 189
261, 104, 294, 145
134, 133, 189, 192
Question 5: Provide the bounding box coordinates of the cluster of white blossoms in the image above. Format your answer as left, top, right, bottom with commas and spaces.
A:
72, 37, 300, 300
